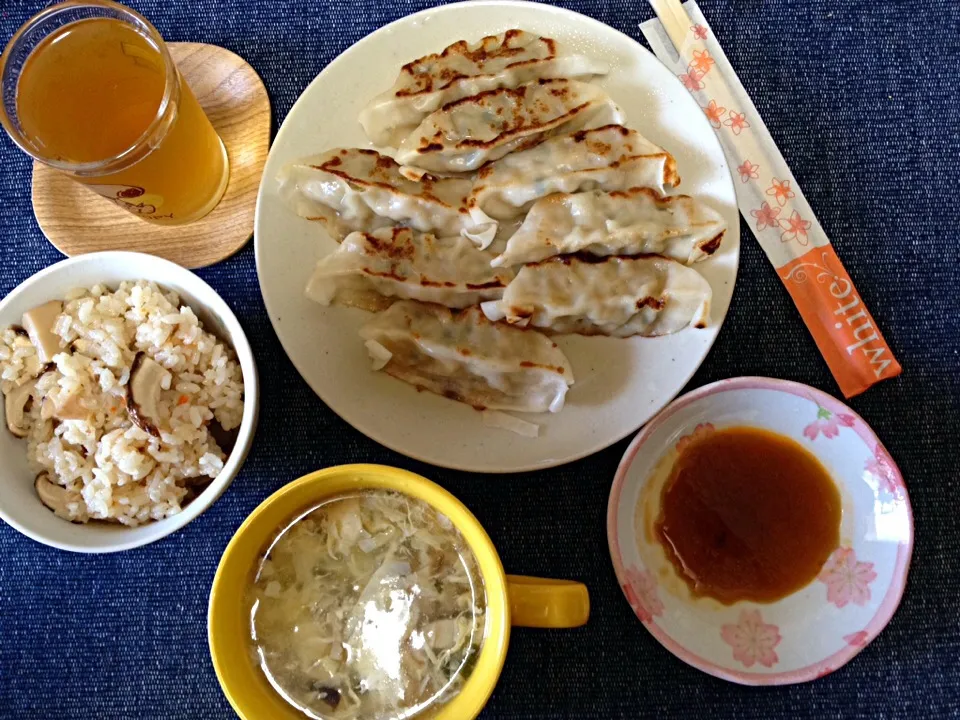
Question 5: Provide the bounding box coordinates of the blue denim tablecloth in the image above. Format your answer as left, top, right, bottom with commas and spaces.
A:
1, 1, 957, 718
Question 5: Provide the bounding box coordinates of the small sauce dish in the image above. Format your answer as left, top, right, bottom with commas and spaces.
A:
607, 377, 913, 684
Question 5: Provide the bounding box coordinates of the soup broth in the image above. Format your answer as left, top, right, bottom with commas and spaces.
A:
248, 490, 486, 720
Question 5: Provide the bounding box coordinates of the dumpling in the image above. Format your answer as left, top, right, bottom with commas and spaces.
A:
359, 300, 574, 413
394, 79, 625, 175
277, 148, 496, 244
359, 29, 609, 147
468, 125, 680, 221
306, 226, 514, 311
481, 255, 711, 337
491, 188, 725, 267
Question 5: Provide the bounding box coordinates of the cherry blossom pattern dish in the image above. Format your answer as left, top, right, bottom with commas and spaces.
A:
607, 377, 912, 685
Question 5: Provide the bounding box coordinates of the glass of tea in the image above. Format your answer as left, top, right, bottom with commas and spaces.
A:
0, 0, 229, 225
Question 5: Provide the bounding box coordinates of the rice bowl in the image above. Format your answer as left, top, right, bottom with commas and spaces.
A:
0, 252, 258, 553
2, 280, 244, 525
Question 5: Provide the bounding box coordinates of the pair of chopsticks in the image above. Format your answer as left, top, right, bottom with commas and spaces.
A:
648, 0, 691, 53
639, 0, 903, 396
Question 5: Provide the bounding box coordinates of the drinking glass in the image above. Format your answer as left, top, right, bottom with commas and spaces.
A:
0, 0, 229, 225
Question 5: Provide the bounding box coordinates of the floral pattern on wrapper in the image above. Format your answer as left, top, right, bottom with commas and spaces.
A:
680, 69, 705, 91
703, 99, 726, 128
690, 49, 715, 74
737, 159, 760, 182
766, 178, 796, 207
780, 210, 812, 246
723, 110, 750, 135
751, 202, 781, 230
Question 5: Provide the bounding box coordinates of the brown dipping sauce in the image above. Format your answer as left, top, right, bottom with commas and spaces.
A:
655, 426, 841, 605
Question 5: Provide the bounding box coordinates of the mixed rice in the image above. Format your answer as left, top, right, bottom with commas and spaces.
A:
0, 281, 244, 526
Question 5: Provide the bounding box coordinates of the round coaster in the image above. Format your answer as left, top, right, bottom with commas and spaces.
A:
31, 42, 270, 269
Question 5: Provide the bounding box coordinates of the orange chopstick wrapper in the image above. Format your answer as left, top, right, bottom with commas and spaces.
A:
641, 2, 901, 397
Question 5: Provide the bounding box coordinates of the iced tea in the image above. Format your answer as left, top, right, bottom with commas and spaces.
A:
2, 3, 229, 225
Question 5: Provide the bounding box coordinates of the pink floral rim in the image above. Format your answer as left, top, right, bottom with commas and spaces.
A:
606, 376, 914, 685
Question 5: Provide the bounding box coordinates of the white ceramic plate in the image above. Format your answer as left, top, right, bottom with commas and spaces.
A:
0, 253, 259, 553
255, 0, 740, 472
608, 377, 913, 684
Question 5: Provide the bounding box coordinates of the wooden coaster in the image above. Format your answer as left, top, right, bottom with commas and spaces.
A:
31, 43, 270, 269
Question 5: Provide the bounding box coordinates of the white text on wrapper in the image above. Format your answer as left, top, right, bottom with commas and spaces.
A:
830, 279, 893, 379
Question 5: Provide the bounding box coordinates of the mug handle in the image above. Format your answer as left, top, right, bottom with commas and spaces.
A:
506, 575, 590, 628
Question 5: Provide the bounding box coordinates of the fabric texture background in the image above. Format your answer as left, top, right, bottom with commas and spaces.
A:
0, 0, 957, 717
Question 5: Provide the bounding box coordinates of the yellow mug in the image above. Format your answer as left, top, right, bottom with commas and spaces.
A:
208, 464, 590, 720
